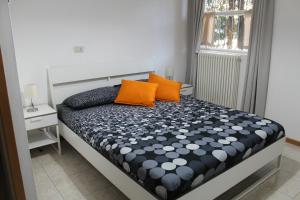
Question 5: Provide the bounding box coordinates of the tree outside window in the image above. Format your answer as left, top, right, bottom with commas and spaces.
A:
201, 0, 253, 51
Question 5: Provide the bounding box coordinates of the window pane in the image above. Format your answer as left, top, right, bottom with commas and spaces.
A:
201, 0, 253, 51
205, 0, 253, 12
201, 14, 252, 50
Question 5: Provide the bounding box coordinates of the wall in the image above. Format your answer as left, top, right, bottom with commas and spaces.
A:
0, 0, 37, 199
9, 0, 188, 105
265, 0, 300, 141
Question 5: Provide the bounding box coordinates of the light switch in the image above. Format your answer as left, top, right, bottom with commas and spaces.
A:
73, 46, 84, 53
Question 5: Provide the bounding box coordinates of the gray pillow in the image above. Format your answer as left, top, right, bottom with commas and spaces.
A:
63, 86, 120, 109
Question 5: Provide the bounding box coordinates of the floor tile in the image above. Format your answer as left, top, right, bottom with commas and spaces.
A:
265, 191, 293, 200
68, 168, 112, 196
277, 176, 300, 198
86, 186, 128, 200
283, 144, 300, 163
32, 162, 63, 200
294, 192, 300, 200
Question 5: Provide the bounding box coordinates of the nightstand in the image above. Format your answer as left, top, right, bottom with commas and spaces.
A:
23, 104, 61, 154
180, 84, 193, 96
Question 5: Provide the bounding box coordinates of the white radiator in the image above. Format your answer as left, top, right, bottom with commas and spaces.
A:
196, 52, 246, 109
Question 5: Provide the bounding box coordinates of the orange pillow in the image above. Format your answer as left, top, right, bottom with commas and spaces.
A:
115, 80, 158, 107
148, 73, 182, 102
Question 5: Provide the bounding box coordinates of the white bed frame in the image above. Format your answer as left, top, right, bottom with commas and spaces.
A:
47, 64, 285, 200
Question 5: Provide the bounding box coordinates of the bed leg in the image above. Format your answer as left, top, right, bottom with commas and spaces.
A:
276, 155, 282, 169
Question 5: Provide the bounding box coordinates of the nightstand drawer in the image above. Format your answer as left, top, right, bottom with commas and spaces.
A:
25, 114, 58, 131
180, 87, 193, 95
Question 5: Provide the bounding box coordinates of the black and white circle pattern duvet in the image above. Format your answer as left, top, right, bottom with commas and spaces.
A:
58, 96, 285, 200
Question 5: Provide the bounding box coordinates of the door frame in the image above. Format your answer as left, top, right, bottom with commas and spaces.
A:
0, 48, 26, 200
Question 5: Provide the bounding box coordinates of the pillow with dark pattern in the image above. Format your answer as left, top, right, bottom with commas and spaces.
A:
63, 86, 120, 109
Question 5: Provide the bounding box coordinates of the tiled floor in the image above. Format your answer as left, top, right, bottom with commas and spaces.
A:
31, 140, 300, 200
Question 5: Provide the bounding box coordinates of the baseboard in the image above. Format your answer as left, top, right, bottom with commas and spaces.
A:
286, 137, 300, 147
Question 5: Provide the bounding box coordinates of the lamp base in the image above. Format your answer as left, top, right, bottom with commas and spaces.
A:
27, 107, 38, 112
166, 75, 173, 80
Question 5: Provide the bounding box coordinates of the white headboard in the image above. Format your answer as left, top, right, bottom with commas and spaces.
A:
47, 63, 154, 108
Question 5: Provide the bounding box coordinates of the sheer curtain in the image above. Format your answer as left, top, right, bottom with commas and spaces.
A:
185, 0, 204, 95
241, 0, 275, 116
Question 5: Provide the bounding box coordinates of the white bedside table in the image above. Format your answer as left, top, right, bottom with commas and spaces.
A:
23, 104, 61, 154
180, 84, 193, 96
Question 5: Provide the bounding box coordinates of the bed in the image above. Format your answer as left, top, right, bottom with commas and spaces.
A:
48, 64, 285, 200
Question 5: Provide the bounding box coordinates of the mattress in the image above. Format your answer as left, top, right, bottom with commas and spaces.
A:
57, 96, 284, 200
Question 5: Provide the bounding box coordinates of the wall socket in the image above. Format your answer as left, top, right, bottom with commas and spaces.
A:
73, 46, 84, 53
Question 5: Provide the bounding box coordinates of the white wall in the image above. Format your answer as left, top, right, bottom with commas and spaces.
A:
9, 0, 188, 105
265, 0, 300, 141
0, 0, 37, 199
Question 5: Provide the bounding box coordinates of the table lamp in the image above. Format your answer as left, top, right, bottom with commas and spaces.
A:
165, 67, 174, 80
24, 84, 38, 112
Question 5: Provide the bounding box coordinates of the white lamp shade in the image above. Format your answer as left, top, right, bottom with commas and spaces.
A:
24, 84, 38, 98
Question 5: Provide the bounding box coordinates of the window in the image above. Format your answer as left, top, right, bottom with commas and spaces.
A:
200, 0, 253, 51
